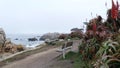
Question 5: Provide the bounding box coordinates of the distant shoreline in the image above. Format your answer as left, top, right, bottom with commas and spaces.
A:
6, 34, 44, 48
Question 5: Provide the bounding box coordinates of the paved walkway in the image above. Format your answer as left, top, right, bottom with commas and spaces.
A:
2, 40, 80, 68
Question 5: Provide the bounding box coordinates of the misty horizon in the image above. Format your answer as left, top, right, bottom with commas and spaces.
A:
0, 0, 119, 34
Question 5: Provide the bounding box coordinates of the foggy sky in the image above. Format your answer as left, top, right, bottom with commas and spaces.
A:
0, 0, 119, 34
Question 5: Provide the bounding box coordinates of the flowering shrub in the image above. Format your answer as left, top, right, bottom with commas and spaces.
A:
78, 1, 120, 67
58, 34, 68, 39
69, 31, 83, 39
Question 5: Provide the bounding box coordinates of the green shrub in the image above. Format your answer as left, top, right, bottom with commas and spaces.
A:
17, 45, 24, 52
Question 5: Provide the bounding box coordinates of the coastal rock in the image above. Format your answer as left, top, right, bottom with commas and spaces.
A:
28, 37, 38, 41
5, 38, 11, 44
0, 28, 6, 52
0, 28, 6, 45
40, 32, 60, 40
15, 38, 18, 40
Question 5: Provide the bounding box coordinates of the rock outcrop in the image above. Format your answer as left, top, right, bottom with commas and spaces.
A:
0, 28, 25, 53
28, 37, 38, 41
0, 28, 6, 52
40, 32, 60, 40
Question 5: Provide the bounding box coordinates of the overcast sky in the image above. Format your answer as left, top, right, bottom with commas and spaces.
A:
0, 0, 119, 34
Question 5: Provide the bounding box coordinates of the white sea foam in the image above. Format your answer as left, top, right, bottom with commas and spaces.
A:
6, 34, 44, 48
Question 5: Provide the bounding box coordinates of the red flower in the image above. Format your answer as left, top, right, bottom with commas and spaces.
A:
111, 0, 119, 19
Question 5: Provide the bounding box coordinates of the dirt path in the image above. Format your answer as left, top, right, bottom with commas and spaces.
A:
2, 40, 80, 68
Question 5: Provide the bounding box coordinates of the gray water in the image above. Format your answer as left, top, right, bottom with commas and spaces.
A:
6, 34, 44, 47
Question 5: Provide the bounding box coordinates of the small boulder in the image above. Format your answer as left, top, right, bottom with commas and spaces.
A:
28, 37, 38, 41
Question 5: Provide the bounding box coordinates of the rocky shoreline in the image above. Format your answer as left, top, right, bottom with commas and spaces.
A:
0, 40, 65, 68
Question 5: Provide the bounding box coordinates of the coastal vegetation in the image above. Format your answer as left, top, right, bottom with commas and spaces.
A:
58, 28, 83, 40
0, 0, 120, 68
2, 40, 25, 54
64, 0, 120, 68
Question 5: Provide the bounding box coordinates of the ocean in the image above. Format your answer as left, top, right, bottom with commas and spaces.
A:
6, 34, 44, 48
